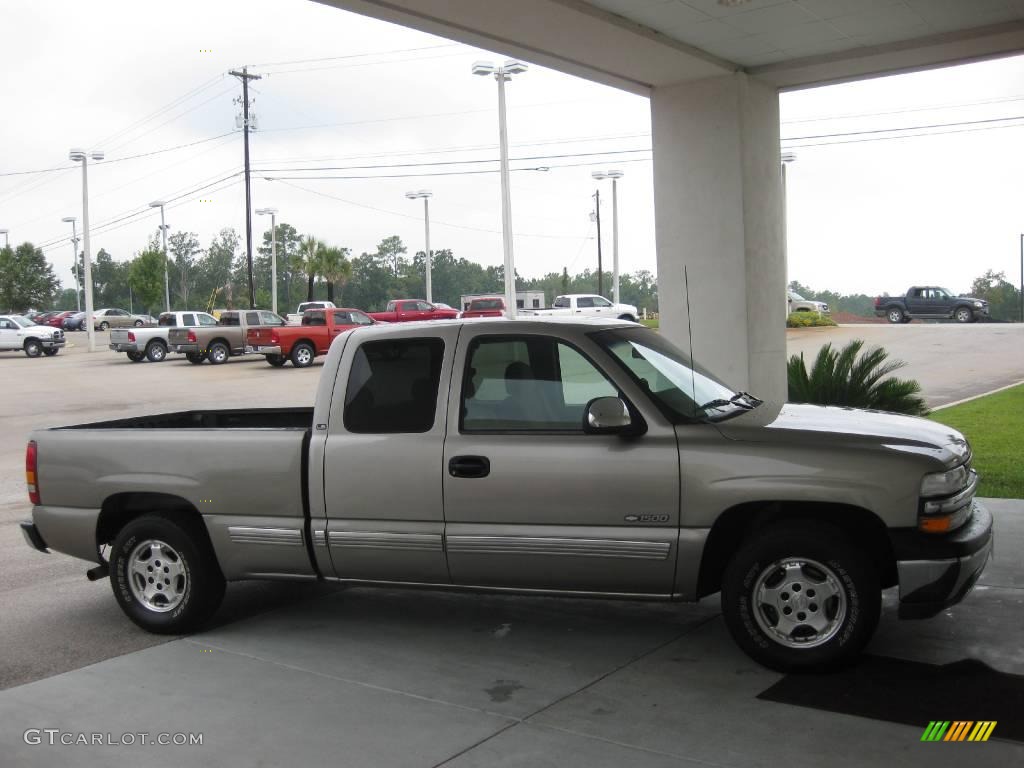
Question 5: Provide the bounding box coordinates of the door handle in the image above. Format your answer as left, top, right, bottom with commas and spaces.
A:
448, 455, 490, 479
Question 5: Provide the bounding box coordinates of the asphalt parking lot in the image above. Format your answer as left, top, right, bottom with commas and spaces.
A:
1, 326, 1022, 765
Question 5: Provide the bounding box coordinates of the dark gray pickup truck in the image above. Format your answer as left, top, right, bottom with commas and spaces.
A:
20, 318, 993, 671
875, 286, 989, 324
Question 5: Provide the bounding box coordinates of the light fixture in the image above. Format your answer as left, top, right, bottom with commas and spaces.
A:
781, 152, 797, 163
471, 61, 496, 76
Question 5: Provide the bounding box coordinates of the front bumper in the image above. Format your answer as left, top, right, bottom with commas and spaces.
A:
20, 521, 49, 553
892, 501, 993, 619
40, 338, 65, 349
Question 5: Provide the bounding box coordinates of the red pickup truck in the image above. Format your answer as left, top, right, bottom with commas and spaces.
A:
368, 299, 459, 323
246, 308, 375, 367
461, 297, 506, 318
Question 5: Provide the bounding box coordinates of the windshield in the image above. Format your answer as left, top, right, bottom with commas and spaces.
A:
788, 291, 805, 301
11, 316, 33, 328
591, 328, 751, 423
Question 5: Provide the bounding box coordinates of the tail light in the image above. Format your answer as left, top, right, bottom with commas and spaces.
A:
270, 330, 279, 344
187, 330, 197, 343
874, 296, 881, 307
26, 440, 39, 505
127, 331, 136, 342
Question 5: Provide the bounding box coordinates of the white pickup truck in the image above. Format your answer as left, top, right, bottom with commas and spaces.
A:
286, 301, 336, 325
520, 294, 638, 322
0, 314, 66, 357
109, 311, 219, 362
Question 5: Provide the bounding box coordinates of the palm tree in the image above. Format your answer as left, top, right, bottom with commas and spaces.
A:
318, 246, 352, 303
787, 339, 928, 415
298, 237, 325, 301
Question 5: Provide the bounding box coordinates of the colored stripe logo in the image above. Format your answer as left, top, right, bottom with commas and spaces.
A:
921, 721, 996, 742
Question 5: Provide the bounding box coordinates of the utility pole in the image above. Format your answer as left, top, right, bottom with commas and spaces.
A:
593, 189, 604, 298
229, 66, 261, 309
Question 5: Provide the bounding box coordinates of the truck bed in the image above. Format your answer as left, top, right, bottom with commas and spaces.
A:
60, 408, 314, 431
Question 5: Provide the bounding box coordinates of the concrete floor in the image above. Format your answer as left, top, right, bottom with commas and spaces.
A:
1, 327, 1022, 766
1, 500, 1021, 766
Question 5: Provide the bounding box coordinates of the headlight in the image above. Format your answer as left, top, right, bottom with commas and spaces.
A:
973, 301, 983, 307
921, 465, 968, 497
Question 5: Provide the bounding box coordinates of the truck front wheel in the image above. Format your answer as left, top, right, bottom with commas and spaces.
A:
109, 513, 225, 634
721, 522, 880, 671
886, 308, 904, 324
954, 306, 974, 324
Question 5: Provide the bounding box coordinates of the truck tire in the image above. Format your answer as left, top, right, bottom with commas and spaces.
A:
886, 308, 904, 324
24, 339, 42, 358
146, 340, 167, 362
618, 314, 637, 322
109, 513, 225, 634
266, 354, 287, 367
290, 342, 314, 368
127, 351, 146, 362
721, 522, 880, 671
207, 341, 230, 365
185, 352, 206, 365
954, 306, 974, 324
43, 348, 59, 356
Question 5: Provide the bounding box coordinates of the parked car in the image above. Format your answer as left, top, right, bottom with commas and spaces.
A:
519, 294, 638, 322
168, 309, 286, 364
286, 301, 336, 324
93, 308, 150, 330
787, 291, 829, 314
247, 308, 374, 367
20, 318, 992, 671
874, 287, 989, 324
368, 299, 459, 323
461, 297, 506, 318
109, 311, 220, 362
0, 314, 66, 357
63, 311, 87, 331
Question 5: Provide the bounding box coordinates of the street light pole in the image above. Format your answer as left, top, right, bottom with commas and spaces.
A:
61, 217, 81, 312
1019, 233, 1023, 323
592, 170, 624, 304
781, 152, 797, 316
0, 229, 8, 249
70, 148, 103, 352
149, 201, 170, 312
256, 208, 279, 314
473, 59, 528, 317
405, 191, 433, 303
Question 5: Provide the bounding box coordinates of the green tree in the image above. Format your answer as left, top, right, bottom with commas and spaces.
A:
377, 235, 407, 276
127, 250, 166, 314
318, 246, 352, 303
968, 269, 1021, 323
0, 242, 61, 312
297, 237, 326, 302
257, 222, 303, 311
788, 339, 928, 416
197, 229, 239, 308
167, 231, 202, 309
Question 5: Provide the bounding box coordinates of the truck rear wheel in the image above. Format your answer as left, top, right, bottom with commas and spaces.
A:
127, 351, 146, 362
266, 354, 287, 367
721, 522, 880, 671
290, 342, 314, 368
185, 352, 206, 364
109, 513, 225, 634
207, 341, 230, 365
886, 308, 904, 324
146, 340, 167, 362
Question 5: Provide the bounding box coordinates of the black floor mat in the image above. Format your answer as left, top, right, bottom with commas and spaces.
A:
757, 655, 1024, 743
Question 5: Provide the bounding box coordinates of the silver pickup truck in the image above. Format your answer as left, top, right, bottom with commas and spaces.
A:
20, 318, 992, 670
109, 311, 220, 362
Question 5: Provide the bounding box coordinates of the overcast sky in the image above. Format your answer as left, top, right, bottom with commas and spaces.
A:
1, 0, 1022, 302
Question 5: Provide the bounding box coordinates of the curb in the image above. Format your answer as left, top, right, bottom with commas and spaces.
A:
931, 380, 1024, 411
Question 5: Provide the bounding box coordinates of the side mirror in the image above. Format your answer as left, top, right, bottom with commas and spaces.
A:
583, 397, 641, 436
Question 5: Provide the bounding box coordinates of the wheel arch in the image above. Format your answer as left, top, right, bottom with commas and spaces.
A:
695, 500, 897, 599
97, 492, 215, 555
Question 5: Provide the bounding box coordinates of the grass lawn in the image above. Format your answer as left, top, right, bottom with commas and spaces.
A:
640, 318, 659, 329
928, 383, 1024, 499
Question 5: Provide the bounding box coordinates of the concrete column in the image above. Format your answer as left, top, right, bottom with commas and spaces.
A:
651, 72, 787, 404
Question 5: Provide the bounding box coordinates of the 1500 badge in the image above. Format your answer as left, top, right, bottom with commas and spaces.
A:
625, 514, 670, 523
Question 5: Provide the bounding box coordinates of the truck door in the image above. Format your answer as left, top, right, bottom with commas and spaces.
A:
906, 288, 928, 315
442, 328, 680, 594
321, 325, 460, 583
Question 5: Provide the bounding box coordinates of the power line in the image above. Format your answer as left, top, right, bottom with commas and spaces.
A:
261, 51, 467, 77
782, 93, 1024, 124
107, 86, 237, 153
248, 43, 459, 69
781, 114, 1024, 141
783, 119, 1024, 149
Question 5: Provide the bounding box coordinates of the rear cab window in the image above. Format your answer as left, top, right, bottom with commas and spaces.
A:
343, 339, 444, 433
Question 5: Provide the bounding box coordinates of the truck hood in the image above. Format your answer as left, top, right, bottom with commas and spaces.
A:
716, 401, 969, 469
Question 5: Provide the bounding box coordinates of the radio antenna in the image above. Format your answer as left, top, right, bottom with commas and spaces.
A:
684, 265, 697, 417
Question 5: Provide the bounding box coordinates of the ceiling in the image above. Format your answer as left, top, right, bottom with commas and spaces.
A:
587, 0, 1024, 68
317, 0, 1024, 91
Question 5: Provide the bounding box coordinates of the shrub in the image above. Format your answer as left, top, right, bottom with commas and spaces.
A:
787, 311, 837, 328
787, 339, 929, 415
